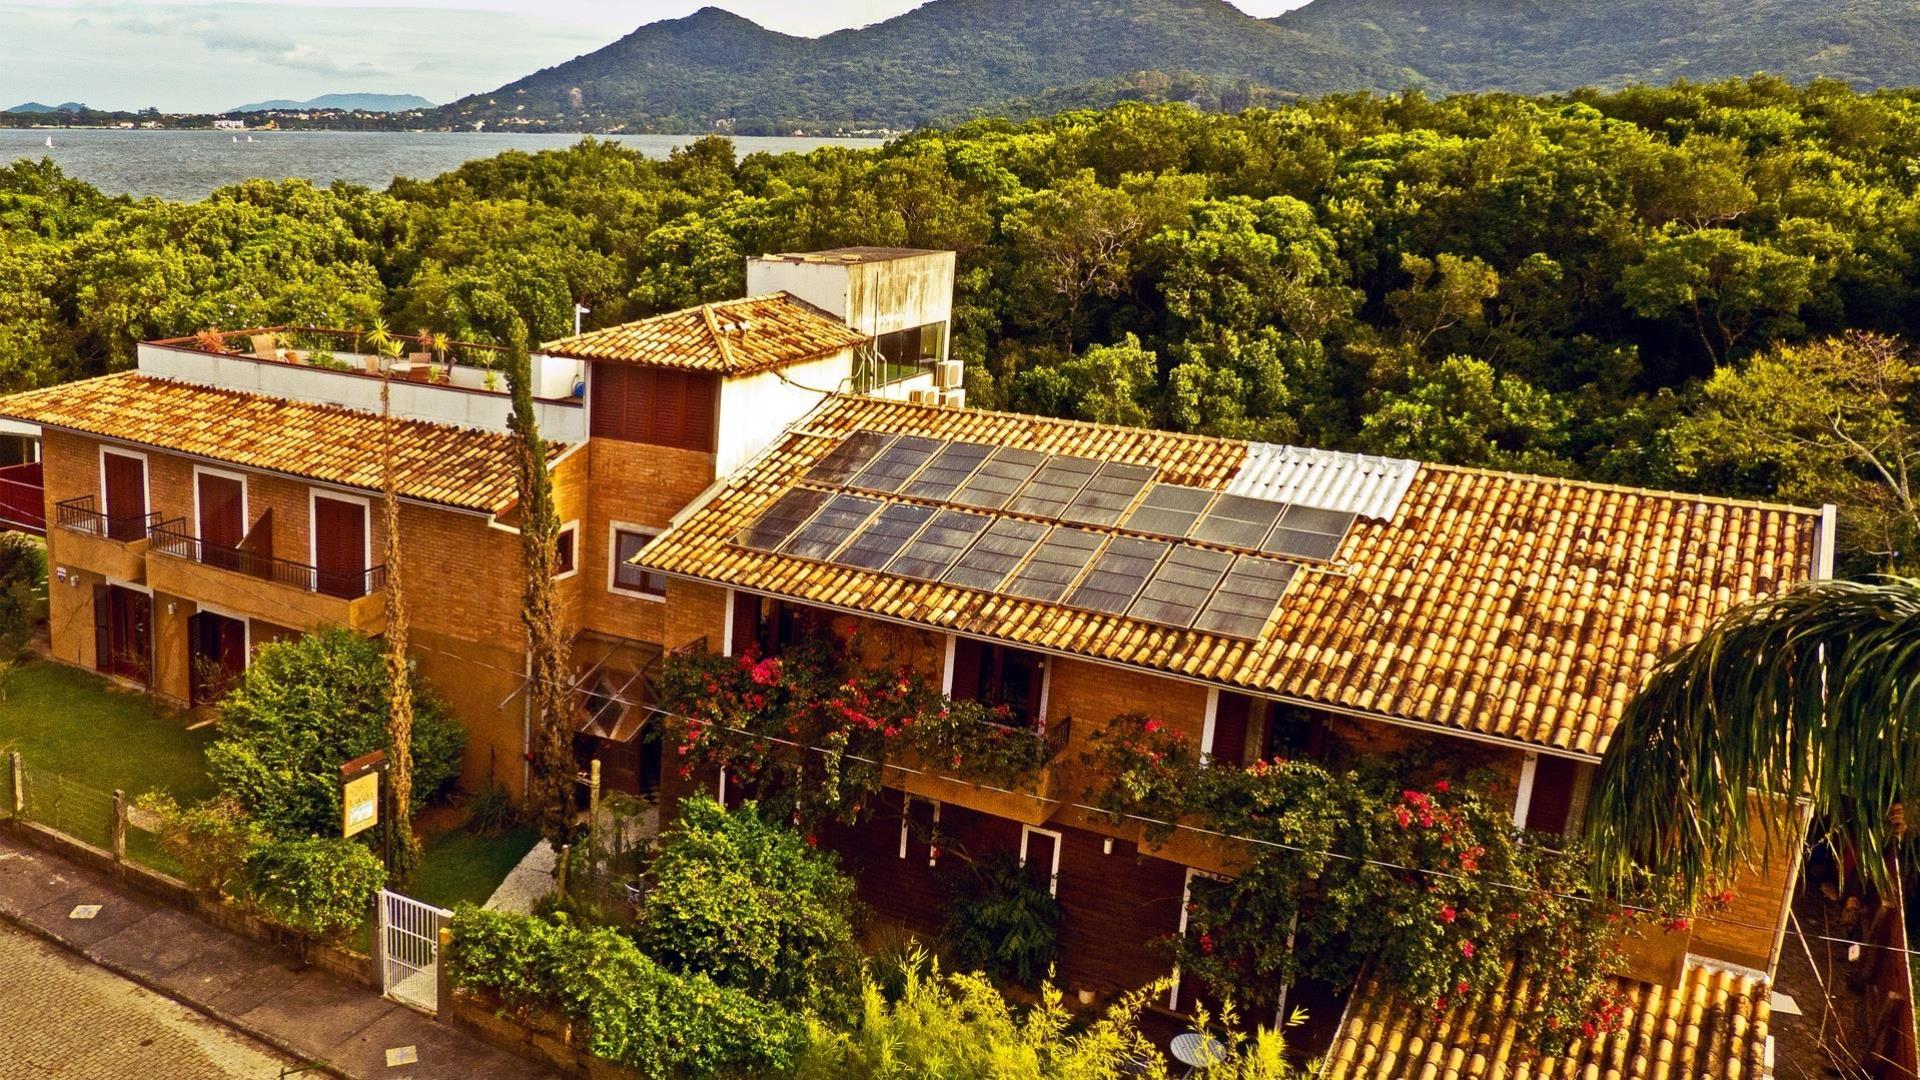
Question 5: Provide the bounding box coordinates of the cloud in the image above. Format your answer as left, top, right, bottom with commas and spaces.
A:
275, 41, 387, 77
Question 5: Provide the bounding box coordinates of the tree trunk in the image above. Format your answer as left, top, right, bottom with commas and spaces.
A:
380, 370, 420, 886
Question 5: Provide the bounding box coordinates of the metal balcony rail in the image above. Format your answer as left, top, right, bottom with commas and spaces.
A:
148, 519, 388, 600
55, 495, 159, 543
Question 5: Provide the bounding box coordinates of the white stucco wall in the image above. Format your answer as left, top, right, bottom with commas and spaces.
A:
716, 348, 857, 475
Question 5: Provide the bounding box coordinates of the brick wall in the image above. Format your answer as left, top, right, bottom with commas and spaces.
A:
577, 438, 716, 645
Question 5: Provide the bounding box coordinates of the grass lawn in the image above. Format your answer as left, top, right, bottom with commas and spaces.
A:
409, 826, 541, 911
0, 660, 214, 802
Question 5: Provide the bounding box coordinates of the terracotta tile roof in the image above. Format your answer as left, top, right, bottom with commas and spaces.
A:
0, 372, 553, 514
1324, 963, 1773, 1079
539, 293, 868, 375
635, 395, 1822, 756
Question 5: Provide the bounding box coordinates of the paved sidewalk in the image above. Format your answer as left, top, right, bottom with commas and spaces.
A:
0, 830, 557, 1080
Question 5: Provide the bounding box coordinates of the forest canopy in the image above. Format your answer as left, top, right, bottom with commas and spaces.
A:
5, 77, 1920, 568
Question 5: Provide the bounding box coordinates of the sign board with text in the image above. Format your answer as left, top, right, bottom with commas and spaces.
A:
340, 749, 387, 839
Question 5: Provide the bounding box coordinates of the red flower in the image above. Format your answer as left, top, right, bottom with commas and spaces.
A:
1143, 717, 1164, 734
1459, 940, 1475, 958
1394, 806, 1414, 828
1581, 1022, 1597, 1039
749, 658, 782, 686
1455, 980, 1469, 996
1439, 905, 1456, 923
1199, 933, 1215, 955
1433, 780, 1451, 793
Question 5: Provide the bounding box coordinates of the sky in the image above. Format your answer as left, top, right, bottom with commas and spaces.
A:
2, 0, 1313, 113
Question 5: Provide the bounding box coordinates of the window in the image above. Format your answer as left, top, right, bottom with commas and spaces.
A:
589, 362, 719, 452
730, 593, 824, 658
873, 321, 946, 386
553, 523, 578, 578
1210, 692, 1328, 766
948, 637, 1046, 728
1519, 754, 1585, 837
610, 525, 667, 599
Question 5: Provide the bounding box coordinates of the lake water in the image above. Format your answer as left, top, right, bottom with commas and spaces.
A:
0, 129, 889, 202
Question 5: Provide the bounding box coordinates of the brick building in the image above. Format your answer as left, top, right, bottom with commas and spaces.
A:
0, 246, 1817, 1072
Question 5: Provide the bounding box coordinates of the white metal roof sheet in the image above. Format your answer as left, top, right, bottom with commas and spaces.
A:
1224, 442, 1419, 522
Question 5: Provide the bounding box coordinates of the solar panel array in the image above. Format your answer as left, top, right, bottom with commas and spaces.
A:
735, 430, 1361, 640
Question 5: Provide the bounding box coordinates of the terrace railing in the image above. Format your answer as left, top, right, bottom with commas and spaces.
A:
148, 519, 387, 600
55, 495, 159, 543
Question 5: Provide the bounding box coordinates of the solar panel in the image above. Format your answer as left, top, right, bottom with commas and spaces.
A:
886, 509, 991, 581
1005, 455, 1101, 517
850, 435, 944, 493
904, 441, 993, 501
1262, 505, 1358, 562
780, 494, 882, 560
1127, 546, 1234, 627
736, 488, 833, 551
1062, 461, 1157, 527
1194, 555, 1298, 638
1190, 494, 1289, 549
806, 431, 894, 485
952, 447, 1048, 510
943, 518, 1046, 591
1004, 527, 1105, 602
1066, 536, 1169, 614
835, 503, 937, 570
1124, 483, 1218, 538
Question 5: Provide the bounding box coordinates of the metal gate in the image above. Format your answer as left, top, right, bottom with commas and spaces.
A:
377, 890, 450, 1013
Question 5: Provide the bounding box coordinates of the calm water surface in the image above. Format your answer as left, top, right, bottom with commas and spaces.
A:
0, 129, 888, 201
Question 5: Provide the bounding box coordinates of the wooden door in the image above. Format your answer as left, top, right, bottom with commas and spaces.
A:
197, 473, 245, 569
101, 451, 147, 541
311, 495, 367, 598
94, 585, 151, 683
188, 611, 246, 703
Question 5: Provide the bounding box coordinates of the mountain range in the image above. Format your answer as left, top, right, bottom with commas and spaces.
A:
230, 93, 435, 114
7, 102, 86, 115
438, 0, 1920, 133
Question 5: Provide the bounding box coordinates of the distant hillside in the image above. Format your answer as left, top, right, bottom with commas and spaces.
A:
439, 0, 1920, 134
7, 102, 83, 114
231, 93, 434, 114
440, 0, 1411, 132
1273, 0, 1920, 92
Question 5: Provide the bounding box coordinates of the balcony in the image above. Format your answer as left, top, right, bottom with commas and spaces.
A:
892, 714, 1072, 826
146, 520, 387, 634
53, 496, 155, 583
136, 326, 587, 441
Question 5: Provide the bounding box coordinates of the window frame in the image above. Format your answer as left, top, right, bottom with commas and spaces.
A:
553, 520, 580, 580
607, 521, 667, 601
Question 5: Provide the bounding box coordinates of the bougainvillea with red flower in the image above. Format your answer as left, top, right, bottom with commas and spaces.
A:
1079, 736, 1694, 1055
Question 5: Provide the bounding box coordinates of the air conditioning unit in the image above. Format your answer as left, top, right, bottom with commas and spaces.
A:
907, 388, 940, 405
940, 387, 967, 409
934, 360, 965, 389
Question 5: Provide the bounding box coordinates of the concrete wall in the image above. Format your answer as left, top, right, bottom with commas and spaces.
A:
745, 252, 956, 343
715, 349, 854, 476
136, 344, 587, 442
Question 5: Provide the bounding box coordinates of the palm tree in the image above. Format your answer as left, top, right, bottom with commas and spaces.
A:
1586, 577, 1920, 896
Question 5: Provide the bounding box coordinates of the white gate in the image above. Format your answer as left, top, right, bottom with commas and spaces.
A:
377, 889, 451, 1013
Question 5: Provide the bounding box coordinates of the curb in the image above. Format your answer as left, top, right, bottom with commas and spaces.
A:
0, 905, 354, 1079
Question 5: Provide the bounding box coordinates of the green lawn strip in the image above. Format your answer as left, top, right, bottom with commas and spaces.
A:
0, 660, 215, 803
409, 827, 541, 910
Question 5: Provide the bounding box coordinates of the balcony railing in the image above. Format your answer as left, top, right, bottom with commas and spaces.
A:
55, 495, 159, 542
148, 520, 387, 600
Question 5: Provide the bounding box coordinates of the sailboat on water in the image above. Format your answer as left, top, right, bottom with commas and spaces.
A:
43, 136, 52, 148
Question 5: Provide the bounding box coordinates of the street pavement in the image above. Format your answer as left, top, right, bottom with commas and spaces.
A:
0, 829, 558, 1079
0, 919, 294, 1077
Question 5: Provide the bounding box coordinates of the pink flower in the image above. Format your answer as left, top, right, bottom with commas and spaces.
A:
1394, 806, 1414, 828
1143, 717, 1164, 734
1459, 940, 1475, 958
1199, 933, 1215, 955
1438, 905, 1456, 924
749, 658, 782, 686
1433, 780, 1451, 793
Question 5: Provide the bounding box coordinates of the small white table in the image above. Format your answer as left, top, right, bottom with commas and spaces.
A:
1169, 1031, 1227, 1072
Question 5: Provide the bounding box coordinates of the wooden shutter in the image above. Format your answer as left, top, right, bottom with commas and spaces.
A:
196, 473, 244, 547
101, 451, 146, 540
1525, 755, 1580, 834
312, 496, 368, 598
91, 584, 110, 674
949, 637, 983, 700
590, 364, 718, 452
1211, 692, 1253, 766
729, 592, 760, 657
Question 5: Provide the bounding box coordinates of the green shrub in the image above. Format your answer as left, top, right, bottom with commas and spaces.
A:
446, 906, 804, 1078
0, 533, 45, 659
208, 626, 465, 838
464, 780, 519, 836
944, 852, 1062, 988
634, 797, 862, 1012
133, 792, 265, 898
247, 836, 385, 942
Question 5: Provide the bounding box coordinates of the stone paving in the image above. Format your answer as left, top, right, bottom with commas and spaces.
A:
0, 919, 293, 1078
0, 829, 558, 1080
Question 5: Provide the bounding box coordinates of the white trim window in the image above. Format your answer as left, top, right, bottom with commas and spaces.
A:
553, 520, 580, 580
608, 522, 667, 600
1019, 825, 1063, 898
